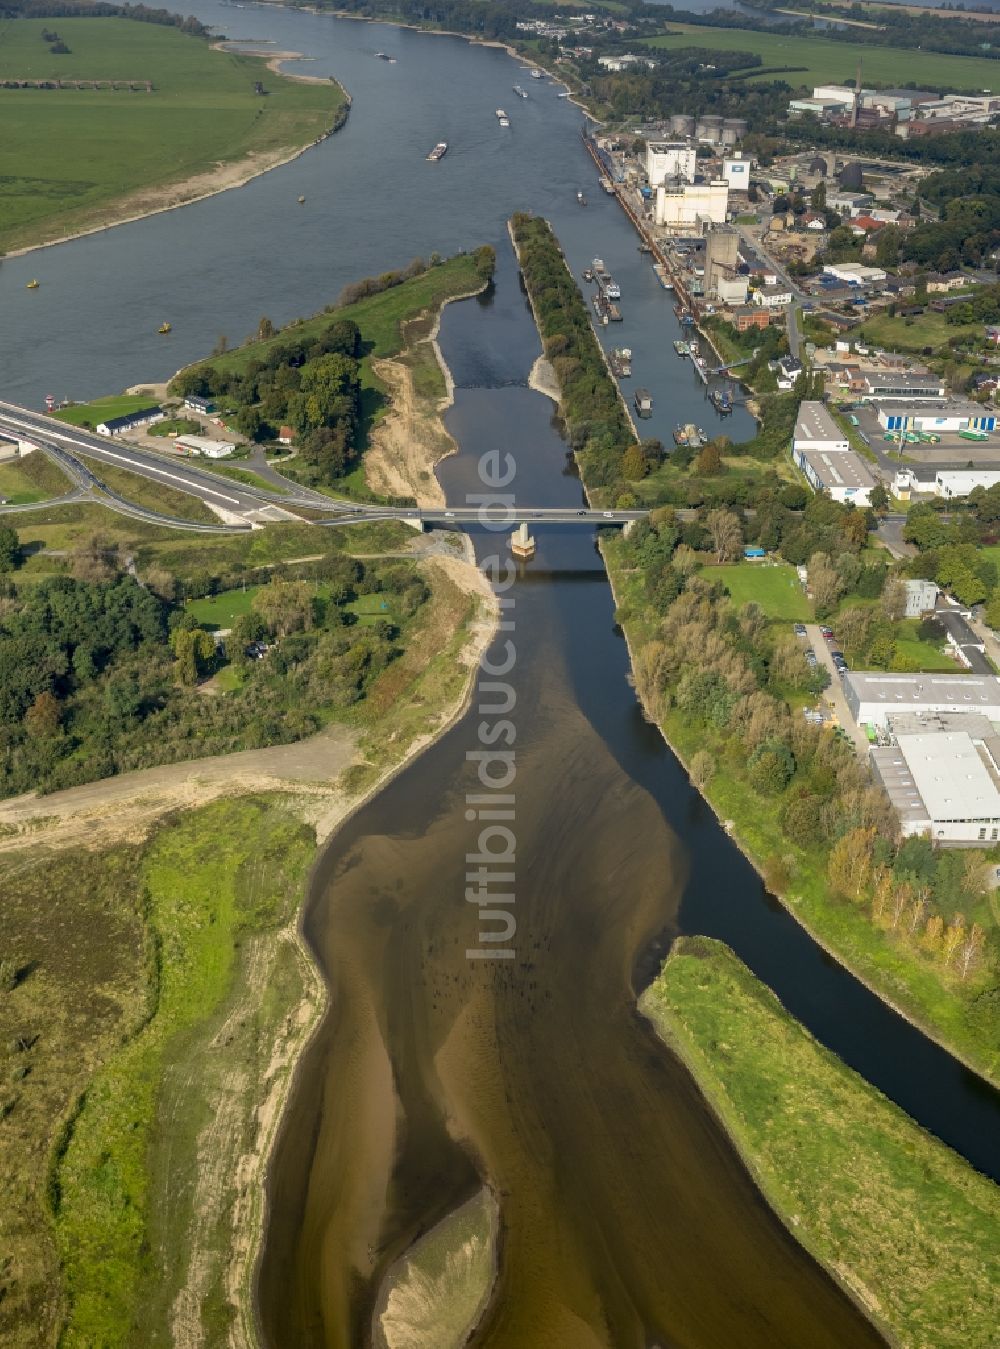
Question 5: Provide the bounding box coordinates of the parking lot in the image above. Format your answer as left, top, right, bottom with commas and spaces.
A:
851, 405, 1000, 477
802, 623, 871, 755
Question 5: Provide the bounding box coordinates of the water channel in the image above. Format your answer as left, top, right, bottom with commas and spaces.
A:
1, 5, 998, 1345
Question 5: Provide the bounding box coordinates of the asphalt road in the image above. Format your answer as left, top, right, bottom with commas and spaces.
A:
0, 399, 645, 533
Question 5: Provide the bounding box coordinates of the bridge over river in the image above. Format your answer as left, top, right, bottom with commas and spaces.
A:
0, 400, 644, 534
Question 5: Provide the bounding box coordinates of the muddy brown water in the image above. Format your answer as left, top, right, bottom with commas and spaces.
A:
258, 260, 890, 1346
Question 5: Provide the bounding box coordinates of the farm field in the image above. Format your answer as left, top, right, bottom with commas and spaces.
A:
642, 23, 1000, 91
0, 17, 345, 252
699, 560, 813, 621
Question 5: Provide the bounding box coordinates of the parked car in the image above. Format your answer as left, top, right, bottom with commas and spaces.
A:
794, 623, 807, 637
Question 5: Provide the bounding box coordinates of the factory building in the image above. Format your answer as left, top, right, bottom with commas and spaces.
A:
792, 401, 849, 453
874, 400, 996, 432
654, 179, 729, 230
871, 728, 1000, 843
843, 672, 1000, 729
722, 152, 750, 191
645, 141, 696, 187
861, 372, 946, 402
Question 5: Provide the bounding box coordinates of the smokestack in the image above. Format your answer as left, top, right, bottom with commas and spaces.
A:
851, 60, 862, 128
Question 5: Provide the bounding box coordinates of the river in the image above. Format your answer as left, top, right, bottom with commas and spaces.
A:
1, 5, 998, 1347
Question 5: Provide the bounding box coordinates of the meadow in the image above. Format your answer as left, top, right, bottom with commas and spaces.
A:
0, 17, 345, 252
643, 938, 1000, 1349
699, 560, 813, 622
642, 23, 1000, 92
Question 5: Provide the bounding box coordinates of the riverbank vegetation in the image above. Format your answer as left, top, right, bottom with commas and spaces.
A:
643, 938, 1000, 1349
0, 545, 491, 1344
0, 17, 347, 253
172, 249, 494, 490
0, 535, 433, 798
512, 214, 998, 1080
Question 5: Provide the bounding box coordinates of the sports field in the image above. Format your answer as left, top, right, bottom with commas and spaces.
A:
0, 17, 345, 252
643, 23, 1000, 92
700, 560, 813, 621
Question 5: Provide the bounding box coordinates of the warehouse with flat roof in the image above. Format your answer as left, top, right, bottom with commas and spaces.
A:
844, 671, 1000, 728
793, 445, 876, 504
792, 401, 849, 453
871, 730, 1000, 842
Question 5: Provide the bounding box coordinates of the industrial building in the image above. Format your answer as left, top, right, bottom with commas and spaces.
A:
792, 401, 849, 453
654, 179, 729, 230
934, 470, 1000, 498
722, 153, 750, 191
861, 372, 946, 402
874, 400, 996, 433
843, 672, 1000, 729
754, 284, 793, 309
822, 262, 887, 286
794, 446, 876, 505
871, 729, 1000, 843
704, 226, 740, 299
174, 435, 237, 459
645, 141, 696, 187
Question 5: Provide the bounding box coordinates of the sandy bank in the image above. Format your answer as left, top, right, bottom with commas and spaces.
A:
364, 284, 488, 509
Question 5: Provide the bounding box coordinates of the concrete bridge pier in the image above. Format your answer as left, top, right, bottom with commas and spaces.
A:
403, 516, 425, 533
623, 518, 638, 539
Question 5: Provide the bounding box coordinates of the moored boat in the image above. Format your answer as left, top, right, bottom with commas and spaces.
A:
577, 190, 586, 205
609, 347, 632, 378
634, 388, 653, 419
530, 68, 543, 79
582, 268, 594, 282
710, 388, 733, 415
685, 423, 703, 448
673, 424, 689, 446
673, 340, 689, 357
513, 84, 528, 98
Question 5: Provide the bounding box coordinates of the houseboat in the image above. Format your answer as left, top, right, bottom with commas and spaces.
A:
609, 348, 632, 378
673, 425, 689, 446
673, 340, 689, 358
634, 388, 653, 419
710, 388, 733, 415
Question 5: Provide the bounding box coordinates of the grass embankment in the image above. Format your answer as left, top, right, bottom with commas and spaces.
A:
90, 459, 222, 524
642, 23, 1000, 91
642, 938, 1000, 1349
0, 449, 72, 504
851, 310, 982, 353
0, 17, 346, 253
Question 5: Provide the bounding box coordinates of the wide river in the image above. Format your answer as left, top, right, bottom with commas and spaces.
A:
2, 4, 998, 1346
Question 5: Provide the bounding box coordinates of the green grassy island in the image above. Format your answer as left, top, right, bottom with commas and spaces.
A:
0, 16, 347, 253
643, 939, 1000, 1349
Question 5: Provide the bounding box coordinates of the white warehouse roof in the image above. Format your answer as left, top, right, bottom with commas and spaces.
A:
895, 732, 1000, 822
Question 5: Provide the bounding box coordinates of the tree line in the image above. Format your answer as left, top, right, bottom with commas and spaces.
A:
0, 541, 430, 799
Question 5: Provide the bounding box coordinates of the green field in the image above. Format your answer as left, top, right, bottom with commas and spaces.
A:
643, 938, 1000, 1349
0, 17, 345, 252
643, 23, 1000, 91
186, 585, 261, 627
52, 393, 167, 430
852, 309, 981, 352
199, 253, 484, 378
0, 450, 71, 504
699, 561, 813, 621
893, 617, 962, 672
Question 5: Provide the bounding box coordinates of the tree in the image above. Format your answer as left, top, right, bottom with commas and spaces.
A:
880, 577, 907, 623
922, 913, 945, 953
957, 922, 986, 979
706, 508, 743, 563
0, 525, 19, 573
251, 579, 314, 637
747, 741, 795, 796
827, 826, 876, 903
621, 443, 648, 481
941, 913, 966, 965
257, 316, 275, 341
689, 750, 715, 788
808, 551, 843, 617
869, 482, 890, 515
24, 691, 61, 739
695, 442, 723, 475
170, 626, 215, 685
